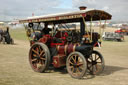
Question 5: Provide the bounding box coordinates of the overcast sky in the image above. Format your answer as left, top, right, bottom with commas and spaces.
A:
0, 0, 128, 21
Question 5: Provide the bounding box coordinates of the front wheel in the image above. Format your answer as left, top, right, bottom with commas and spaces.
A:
87, 50, 105, 75
29, 42, 50, 73
66, 52, 87, 79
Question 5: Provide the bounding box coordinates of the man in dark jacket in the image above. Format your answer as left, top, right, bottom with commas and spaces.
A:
42, 23, 51, 34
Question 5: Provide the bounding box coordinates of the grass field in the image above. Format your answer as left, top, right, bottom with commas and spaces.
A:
10, 28, 28, 41
0, 27, 128, 85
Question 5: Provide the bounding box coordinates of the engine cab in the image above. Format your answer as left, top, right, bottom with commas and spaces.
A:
19, 6, 112, 79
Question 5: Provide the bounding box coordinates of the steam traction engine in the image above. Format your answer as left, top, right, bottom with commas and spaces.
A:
20, 7, 112, 79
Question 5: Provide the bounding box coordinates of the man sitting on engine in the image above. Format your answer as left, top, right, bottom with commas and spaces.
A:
42, 23, 51, 35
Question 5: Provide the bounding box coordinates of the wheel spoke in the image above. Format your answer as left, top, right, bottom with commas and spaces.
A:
42, 53, 45, 57
77, 62, 83, 66
71, 55, 75, 63
87, 60, 91, 64
89, 55, 93, 61
31, 58, 37, 62
92, 65, 95, 74
74, 55, 77, 63
95, 64, 101, 73
69, 60, 74, 65
33, 54, 37, 57
79, 66, 83, 71
40, 57, 46, 61
88, 64, 92, 69
88, 66, 92, 72
95, 64, 99, 71
95, 54, 97, 60
32, 49, 39, 55
39, 51, 44, 57
69, 66, 74, 69
96, 57, 100, 61
36, 47, 39, 53
38, 46, 42, 52
39, 59, 44, 65
71, 67, 75, 73
76, 68, 80, 73
33, 63, 37, 68
40, 59, 45, 65
88, 57, 92, 61
92, 65, 96, 74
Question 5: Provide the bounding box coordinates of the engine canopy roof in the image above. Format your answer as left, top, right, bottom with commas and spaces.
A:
19, 9, 112, 24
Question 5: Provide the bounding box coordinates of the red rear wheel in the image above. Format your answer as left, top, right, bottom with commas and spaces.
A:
29, 42, 50, 72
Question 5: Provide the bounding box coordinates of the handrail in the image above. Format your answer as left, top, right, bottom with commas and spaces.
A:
90, 17, 93, 42
99, 18, 102, 42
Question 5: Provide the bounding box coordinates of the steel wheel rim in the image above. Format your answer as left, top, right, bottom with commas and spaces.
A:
87, 52, 104, 75
29, 44, 47, 71
67, 54, 86, 78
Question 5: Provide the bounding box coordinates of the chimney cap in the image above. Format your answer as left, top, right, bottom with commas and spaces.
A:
79, 6, 87, 10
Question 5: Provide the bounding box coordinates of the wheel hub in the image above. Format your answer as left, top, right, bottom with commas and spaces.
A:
92, 61, 97, 65
73, 64, 77, 67
37, 56, 40, 59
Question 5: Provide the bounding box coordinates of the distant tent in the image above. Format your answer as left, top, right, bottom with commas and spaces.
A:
0, 22, 4, 24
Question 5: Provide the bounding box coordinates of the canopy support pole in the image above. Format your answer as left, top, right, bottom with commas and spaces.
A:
99, 18, 102, 42
82, 17, 91, 42
90, 17, 93, 42
103, 19, 107, 34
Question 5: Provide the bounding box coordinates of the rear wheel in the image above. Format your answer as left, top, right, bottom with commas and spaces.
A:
29, 42, 50, 72
66, 52, 87, 79
87, 50, 105, 75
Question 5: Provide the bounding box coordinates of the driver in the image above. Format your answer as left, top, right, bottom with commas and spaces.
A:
42, 23, 51, 34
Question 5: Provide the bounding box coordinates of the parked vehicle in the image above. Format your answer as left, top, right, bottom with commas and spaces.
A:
102, 32, 124, 41
115, 25, 128, 35
0, 24, 14, 44
19, 6, 112, 79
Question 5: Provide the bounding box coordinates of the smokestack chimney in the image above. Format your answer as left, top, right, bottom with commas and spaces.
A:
79, 6, 87, 10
